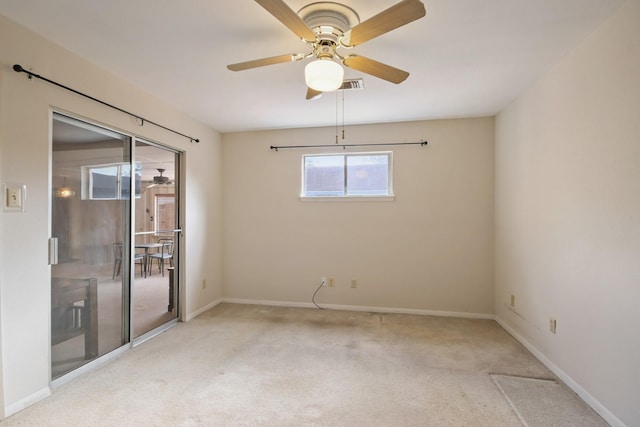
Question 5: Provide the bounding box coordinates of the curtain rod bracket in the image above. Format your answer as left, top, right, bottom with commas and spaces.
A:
13, 64, 200, 144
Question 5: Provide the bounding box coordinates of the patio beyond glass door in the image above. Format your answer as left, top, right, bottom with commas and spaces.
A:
133, 141, 180, 338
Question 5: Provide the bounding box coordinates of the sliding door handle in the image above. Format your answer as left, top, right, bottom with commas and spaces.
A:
48, 237, 59, 265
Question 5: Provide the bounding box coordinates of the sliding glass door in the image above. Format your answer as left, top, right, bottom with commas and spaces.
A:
51, 113, 132, 378
51, 114, 181, 379
132, 140, 180, 338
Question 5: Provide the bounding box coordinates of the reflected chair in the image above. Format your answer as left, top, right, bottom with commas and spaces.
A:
112, 242, 145, 279
134, 252, 146, 278
148, 239, 173, 276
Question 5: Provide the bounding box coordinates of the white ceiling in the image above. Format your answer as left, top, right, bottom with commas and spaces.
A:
0, 0, 624, 133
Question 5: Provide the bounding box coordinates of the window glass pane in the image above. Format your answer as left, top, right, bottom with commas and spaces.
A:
90, 166, 118, 199
120, 163, 142, 199
303, 155, 345, 196
346, 154, 389, 196
134, 164, 142, 198
155, 194, 175, 234
120, 164, 131, 200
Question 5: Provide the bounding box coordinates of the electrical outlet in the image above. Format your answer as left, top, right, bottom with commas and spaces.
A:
351, 279, 357, 288
328, 278, 334, 287
321, 276, 327, 286
510, 294, 515, 307
550, 319, 557, 334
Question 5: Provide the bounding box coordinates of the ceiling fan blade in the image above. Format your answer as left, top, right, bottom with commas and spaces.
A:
255, 0, 317, 43
306, 87, 323, 100
342, 0, 426, 47
227, 54, 301, 71
343, 55, 409, 84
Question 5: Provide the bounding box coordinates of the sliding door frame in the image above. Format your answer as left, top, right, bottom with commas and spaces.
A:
50, 110, 185, 386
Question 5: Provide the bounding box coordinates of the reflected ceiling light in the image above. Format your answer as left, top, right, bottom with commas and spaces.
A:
55, 177, 75, 198
55, 186, 75, 198
305, 59, 344, 92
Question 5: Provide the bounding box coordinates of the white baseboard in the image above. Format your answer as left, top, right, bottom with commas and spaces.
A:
185, 298, 223, 321
221, 297, 495, 320
5, 387, 51, 418
495, 317, 626, 427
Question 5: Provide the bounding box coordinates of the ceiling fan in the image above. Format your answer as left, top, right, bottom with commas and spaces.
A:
144, 168, 173, 191
227, 0, 426, 99
153, 168, 171, 184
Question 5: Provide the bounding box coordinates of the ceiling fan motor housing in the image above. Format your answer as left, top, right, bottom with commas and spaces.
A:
153, 168, 170, 184
298, 2, 360, 45
314, 40, 337, 59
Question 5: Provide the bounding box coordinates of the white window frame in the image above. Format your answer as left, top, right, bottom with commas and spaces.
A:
81, 162, 141, 200
300, 151, 395, 201
154, 193, 176, 235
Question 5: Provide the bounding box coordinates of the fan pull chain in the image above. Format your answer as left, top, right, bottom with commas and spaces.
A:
335, 90, 339, 144
334, 89, 347, 144
342, 89, 345, 141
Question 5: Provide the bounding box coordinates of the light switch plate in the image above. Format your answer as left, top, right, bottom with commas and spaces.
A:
3, 183, 26, 212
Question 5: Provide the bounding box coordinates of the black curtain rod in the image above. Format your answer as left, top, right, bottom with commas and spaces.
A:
270, 141, 428, 151
13, 64, 199, 143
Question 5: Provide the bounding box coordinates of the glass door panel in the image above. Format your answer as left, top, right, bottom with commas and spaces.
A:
133, 141, 180, 338
51, 113, 131, 379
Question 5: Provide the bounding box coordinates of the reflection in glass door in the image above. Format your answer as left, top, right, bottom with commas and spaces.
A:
51, 113, 131, 378
133, 141, 180, 338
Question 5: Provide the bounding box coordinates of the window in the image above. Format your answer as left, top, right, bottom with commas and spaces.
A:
82, 163, 141, 200
302, 152, 393, 198
154, 194, 175, 234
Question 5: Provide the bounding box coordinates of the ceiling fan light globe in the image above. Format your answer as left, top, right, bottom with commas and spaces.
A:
305, 59, 344, 92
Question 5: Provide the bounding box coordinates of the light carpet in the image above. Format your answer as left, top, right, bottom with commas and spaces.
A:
0, 303, 606, 426
491, 374, 608, 427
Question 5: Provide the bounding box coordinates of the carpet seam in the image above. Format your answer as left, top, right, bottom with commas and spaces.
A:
490, 374, 529, 427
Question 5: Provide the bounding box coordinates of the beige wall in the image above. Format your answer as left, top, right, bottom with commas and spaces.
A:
0, 14, 222, 416
0, 59, 5, 417
494, 1, 640, 425
2, 0, 636, 424
222, 118, 494, 315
